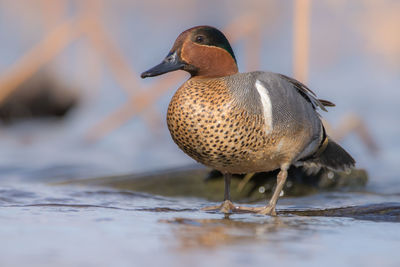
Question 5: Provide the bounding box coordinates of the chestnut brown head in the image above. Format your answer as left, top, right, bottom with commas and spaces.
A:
141, 26, 238, 79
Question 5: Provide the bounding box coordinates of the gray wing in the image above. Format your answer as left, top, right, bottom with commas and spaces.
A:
226, 71, 328, 117
253, 71, 324, 119
226, 71, 328, 161
276, 73, 328, 111
255, 72, 325, 160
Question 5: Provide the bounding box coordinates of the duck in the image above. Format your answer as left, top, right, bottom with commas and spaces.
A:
141, 25, 355, 215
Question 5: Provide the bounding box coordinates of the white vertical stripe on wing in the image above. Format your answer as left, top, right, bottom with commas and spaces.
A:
255, 80, 273, 134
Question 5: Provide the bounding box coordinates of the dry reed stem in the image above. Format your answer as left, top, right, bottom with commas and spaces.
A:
322, 116, 379, 154
85, 19, 142, 95
293, 0, 310, 83
85, 73, 185, 141
0, 18, 83, 105
40, 0, 68, 28
0, 0, 166, 139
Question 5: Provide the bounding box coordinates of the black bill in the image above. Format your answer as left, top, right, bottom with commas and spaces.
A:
141, 51, 185, 78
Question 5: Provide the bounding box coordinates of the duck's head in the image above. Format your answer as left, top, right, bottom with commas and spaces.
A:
141, 26, 238, 79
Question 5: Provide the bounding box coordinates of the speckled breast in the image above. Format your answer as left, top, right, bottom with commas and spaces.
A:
166, 77, 283, 174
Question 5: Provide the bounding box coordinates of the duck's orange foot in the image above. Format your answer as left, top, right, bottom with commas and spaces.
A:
234, 205, 277, 216
202, 200, 237, 213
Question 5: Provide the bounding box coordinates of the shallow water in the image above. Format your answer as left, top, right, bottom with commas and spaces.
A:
1, 181, 400, 267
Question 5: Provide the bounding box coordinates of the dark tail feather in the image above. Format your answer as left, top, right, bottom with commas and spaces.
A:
304, 138, 355, 171
319, 99, 335, 107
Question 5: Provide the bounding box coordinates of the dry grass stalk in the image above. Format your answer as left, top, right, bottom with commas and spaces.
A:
293, 0, 310, 83
0, 18, 83, 105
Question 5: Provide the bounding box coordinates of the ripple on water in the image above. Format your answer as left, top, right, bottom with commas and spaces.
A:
0, 188, 37, 204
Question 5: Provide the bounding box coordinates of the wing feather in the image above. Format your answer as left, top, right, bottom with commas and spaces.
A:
277, 74, 333, 112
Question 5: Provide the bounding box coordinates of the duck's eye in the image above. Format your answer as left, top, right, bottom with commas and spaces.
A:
195, 35, 204, 43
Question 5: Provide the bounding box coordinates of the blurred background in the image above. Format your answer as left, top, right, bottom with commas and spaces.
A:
0, 0, 399, 190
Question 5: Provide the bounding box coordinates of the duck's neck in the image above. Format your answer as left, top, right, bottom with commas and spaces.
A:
182, 44, 239, 78
194, 53, 238, 78
194, 64, 238, 78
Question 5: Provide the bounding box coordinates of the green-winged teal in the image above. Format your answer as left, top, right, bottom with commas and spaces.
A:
141, 26, 355, 215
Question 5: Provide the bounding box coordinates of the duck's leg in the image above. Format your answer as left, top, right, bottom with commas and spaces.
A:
236, 164, 289, 216
221, 173, 236, 212
257, 165, 288, 215
202, 173, 236, 213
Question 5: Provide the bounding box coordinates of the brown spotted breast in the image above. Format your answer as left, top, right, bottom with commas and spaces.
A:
166, 76, 303, 174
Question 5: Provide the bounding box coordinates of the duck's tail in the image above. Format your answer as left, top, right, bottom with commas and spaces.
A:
302, 137, 355, 172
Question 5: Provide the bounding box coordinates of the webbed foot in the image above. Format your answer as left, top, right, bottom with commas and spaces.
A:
202, 200, 237, 213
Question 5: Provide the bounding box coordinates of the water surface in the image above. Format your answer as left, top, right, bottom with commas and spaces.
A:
1, 181, 400, 267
